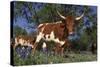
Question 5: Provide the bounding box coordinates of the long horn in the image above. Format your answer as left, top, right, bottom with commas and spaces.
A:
75, 13, 84, 20
57, 11, 66, 19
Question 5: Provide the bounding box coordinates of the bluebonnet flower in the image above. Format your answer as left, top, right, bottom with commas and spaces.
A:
15, 45, 32, 59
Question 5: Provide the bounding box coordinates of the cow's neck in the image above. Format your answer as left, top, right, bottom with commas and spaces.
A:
62, 20, 68, 39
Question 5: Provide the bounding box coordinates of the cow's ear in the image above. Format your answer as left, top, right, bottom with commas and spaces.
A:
75, 18, 83, 25
75, 20, 80, 26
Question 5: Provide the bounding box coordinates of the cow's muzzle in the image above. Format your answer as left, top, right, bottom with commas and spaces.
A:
69, 32, 75, 36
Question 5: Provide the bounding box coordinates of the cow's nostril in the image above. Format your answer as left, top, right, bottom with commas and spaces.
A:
69, 32, 74, 36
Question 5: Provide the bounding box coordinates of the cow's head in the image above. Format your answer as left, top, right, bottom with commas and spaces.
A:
57, 11, 84, 36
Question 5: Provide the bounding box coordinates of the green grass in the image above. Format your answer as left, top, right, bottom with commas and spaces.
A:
13, 50, 97, 66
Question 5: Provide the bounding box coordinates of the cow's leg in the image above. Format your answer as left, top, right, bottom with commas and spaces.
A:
32, 32, 44, 54
61, 40, 71, 57
14, 43, 18, 49
54, 43, 62, 56
32, 42, 38, 54
42, 42, 47, 53
54, 46, 58, 55
53, 43, 57, 55
13, 37, 18, 49
55, 40, 70, 56
65, 40, 71, 53
61, 47, 64, 56
53, 46, 64, 56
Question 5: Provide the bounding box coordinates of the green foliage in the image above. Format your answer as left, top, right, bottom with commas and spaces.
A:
13, 25, 27, 36
80, 32, 89, 45
37, 4, 58, 23
13, 50, 97, 66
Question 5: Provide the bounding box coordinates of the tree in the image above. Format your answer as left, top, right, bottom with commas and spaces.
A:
13, 25, 27, 36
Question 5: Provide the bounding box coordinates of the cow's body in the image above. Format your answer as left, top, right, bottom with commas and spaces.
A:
36, 21, 67, 46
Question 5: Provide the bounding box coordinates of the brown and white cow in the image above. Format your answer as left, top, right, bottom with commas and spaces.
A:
12, 35, 35, 49
33, 11, 84, 55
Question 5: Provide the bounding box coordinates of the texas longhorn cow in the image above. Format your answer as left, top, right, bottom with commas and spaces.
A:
33, 11, 84, 55
12, 35, 35, 49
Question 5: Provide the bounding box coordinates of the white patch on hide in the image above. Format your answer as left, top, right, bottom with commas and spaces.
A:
54, 38, 65, 46
38, 24, 43, 28
55, 21, 62, 24
36, 27, 45, 42
15, 37, 18, 46
46, 23, 49, 25
45, 31, 65, 46
42, 42, 47, 48
45, 31, 55, 41
41, 27, 44, 32
50, 31, 55, 40
45, 34, 49, 40
19, 38, 24, 45
36, 32, 44, 42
